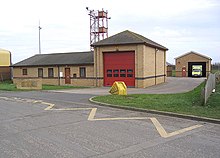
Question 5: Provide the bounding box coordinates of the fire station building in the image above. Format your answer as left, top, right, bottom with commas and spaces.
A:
12, 30, 168, 88
175, 51, 212, 77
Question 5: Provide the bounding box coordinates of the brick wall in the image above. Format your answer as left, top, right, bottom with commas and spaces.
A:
175, 53, 211, 77
13, 65, 95, 87
94, 44, 166, 88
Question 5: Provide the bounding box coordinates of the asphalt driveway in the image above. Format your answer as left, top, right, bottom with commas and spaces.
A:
51, 77, 205, 95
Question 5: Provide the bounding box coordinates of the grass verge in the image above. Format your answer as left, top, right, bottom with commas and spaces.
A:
92, 82, 220, 119
0, 80, 88, 91
42, 85, 88, 90
0, 80, 18, 91
206, 83, 220, 110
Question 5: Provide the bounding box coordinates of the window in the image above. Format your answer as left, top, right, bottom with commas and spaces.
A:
120, 69, 126, 77
127, 69, 133, 73
22, 69, 27, 75
120, 69, 126, 73
38, 68, 43, 77
127, 74, 133, 77
107, 69, 112, 77
107, 69, 112, 73
113, 69, 119, 73
48, 68, 54, 77
127, 69, 133, 77
80, 67, 86, 78
113, 69, 119, 77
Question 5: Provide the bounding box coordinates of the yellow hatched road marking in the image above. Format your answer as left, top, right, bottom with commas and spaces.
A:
52, 108, 93, 111
92, 117, 150, 121
0, 96, 203, 138
88, 108, 97, 121
150, 117, 203, 138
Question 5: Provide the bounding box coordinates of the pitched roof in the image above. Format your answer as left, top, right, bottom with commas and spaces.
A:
92, 30, 168, 50
166, 62, 173, 66
13, 51, 94, 67
175, 51, 212, 60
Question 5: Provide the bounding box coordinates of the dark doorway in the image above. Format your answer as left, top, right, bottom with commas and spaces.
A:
188, 62, 206, 77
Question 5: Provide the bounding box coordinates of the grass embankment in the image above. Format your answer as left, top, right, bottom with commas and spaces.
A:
206, 84, 220, 109
93, 82, 220, 119
0, 80, 87, 91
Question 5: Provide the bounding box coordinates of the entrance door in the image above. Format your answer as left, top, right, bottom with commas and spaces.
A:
182, 67, 186, 77
103, 51, 135, 87
65, 68, 71, 84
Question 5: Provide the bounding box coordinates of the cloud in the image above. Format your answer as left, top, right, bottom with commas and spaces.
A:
0, 0, 219, 63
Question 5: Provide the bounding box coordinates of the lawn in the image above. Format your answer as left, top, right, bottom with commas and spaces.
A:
0, 80, 88, 91
92, 82, 220, 119
0, 80, 18, 91
206, 83, 220, 109
42, 85, 88, 90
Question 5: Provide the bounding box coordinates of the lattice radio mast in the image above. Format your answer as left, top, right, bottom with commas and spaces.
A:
86, 7, 110, 50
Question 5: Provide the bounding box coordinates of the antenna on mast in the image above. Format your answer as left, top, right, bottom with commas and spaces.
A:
86, 7, 110, 50
38, 20, 42, 54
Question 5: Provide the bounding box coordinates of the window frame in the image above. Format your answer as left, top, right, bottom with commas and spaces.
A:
48, 68, 54, 78
79, 67, 86, 78
38, 68, 43, 78
22, 69, 27, 75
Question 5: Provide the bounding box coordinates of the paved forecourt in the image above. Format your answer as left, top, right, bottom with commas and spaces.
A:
50, 77, 205, 95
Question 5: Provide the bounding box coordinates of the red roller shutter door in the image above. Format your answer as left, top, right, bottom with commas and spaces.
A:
103, 51, 135, 87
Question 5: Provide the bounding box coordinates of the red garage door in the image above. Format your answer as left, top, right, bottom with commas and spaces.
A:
103, 51, 135, 87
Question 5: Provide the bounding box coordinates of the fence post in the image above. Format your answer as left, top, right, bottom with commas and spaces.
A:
204, 73, 216, 104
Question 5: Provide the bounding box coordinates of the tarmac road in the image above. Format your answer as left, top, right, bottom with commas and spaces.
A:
0, 90, 219, 158
49, 77, 205, 95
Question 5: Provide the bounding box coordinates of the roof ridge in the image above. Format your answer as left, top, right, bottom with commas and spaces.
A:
13, 51, 94, 67
190, 51, 212, 59
175, 51, 211, 60
130, 31, 168, 48
126, 30, 168, 50
35, 51, 93, 56
92, 30, 168, 50
128, 30, 146, 42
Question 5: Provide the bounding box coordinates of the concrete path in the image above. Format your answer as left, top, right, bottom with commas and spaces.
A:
50, 77, 205, 95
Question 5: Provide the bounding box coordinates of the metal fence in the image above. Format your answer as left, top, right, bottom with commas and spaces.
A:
203, 73, 217, 104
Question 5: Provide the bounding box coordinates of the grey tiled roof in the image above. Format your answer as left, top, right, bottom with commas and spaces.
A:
175, 51, 212, 60
166, 62, 173, 66
92, 30, 168, 50
13, 51, 94, 67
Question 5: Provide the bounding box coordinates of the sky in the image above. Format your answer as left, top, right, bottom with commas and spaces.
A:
0, 0, 219, 64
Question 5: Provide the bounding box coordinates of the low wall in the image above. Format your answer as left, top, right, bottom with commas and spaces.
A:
14, 78, 42, 90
